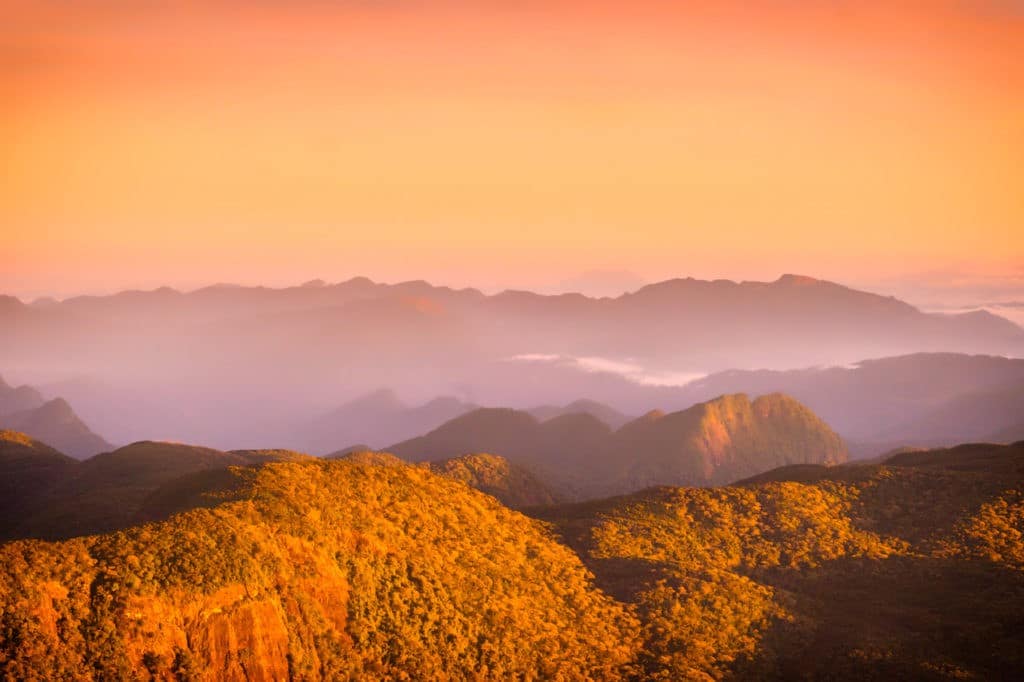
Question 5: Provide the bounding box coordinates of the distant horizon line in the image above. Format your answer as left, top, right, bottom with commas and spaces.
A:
4, 272, 879, 305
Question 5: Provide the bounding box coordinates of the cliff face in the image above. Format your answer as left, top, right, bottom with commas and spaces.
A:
0, 459, 638, 680
3, 530, 347, 681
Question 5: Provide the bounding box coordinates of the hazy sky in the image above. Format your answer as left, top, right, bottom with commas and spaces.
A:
3, 1, 1022, 301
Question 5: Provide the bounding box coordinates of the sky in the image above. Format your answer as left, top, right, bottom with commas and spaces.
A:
2, 0, 1022, 302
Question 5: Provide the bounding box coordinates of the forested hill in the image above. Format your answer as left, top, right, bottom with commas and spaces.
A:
532, 441, 1024, 679
0, 459, 637, 680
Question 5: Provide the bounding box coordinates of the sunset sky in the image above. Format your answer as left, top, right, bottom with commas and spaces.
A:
3, 1, 1022, 302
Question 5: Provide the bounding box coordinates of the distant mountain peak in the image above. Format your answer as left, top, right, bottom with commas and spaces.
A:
0, 396, 111, 459
0, 377, 46, 420
345, 388, 405, 410
340, 276, 376, 287
36, 397, 76, 422
775, 273, 821, 286
420, 395, 469, 409
630, 274, 840, 299
0, 295, 26, 311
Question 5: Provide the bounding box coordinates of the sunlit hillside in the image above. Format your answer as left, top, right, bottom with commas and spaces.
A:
2, 440, 1022, 679
0, 459, 638, 680
421, 453, 561, 508
534, 441, 1024, 679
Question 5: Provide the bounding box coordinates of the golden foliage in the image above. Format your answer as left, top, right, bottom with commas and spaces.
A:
3, 441, 1023, 680
0, 460, 639, 680
536, 447, 1024, 680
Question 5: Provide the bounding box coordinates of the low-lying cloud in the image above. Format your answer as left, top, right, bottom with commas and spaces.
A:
510, 354, 705, 387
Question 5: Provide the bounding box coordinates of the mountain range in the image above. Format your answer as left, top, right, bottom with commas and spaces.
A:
4, 274, 1021, 448
0, 390, 843, 542
0, 430, 563, 542
389, 393, 847, 498
5, 350, 1024, 463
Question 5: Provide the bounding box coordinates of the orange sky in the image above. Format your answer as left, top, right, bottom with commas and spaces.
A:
2, 0, 1022, 300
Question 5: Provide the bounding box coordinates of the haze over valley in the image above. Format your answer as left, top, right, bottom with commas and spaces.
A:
3, 274, 1023, 454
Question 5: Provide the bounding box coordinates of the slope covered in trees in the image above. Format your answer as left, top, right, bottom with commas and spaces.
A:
421, 453, 560, 508
1, 438, 1022, 679
0, 459, 639, 680
534, 441, 1024, 679
332, 450, 558, 508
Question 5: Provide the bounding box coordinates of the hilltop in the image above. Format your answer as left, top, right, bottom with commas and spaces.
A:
527, 399, 633, 429
3, 440, 310, 541
607, 393, 847, 489
420, 453, 560, 508
0, 434, 558, 543
334, 449, 560, 508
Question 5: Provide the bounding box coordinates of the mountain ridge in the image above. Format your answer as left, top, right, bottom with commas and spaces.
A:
5, 275, 1022, 449
391, 393, 846, 498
